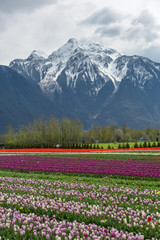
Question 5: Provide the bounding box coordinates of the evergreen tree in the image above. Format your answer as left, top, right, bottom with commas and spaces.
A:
126, 142, 130, 148
143, 141, 147, 148
118, 144, 121, 149
152, 142, 156, 147
134, 142, 138, 148
147, 142, 151, 148
122, 143, 125, 148
157, 142, 160, 147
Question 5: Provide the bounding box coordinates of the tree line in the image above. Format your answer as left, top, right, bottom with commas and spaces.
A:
0, 118, 160, 149
0, 117, 83, 149
83, 124, 160, 143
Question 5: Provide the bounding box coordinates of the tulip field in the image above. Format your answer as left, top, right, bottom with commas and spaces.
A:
0, 150, 159, 239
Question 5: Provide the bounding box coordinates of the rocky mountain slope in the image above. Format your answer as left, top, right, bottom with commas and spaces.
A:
0, 66, 57, 133
2, 38, 160, 131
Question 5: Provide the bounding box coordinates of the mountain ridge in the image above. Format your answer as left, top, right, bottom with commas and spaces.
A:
1, 38, 160, 131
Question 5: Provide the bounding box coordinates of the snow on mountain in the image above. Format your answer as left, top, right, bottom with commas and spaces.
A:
6, 38, 160, 129
9, 38, 122, 95
27, 50, 47, 60
9, 38, 160, 96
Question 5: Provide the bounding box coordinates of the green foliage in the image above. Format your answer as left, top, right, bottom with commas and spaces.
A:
147, 142, 151, 148
122, 143, 126, 148
2, 118, 160, 149
134, 142, 138, 148
86, 125, 160, 144
152, 142, 156, 147
126, 142, 130, 148
118, 143, 121, 149
3, 117, 83, 149
143, 141, 147, 148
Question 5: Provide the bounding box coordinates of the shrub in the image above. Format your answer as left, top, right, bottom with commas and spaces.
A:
157, 142, 160, 147
118, 144, 121, 149
147, 142, 151, 148
134, 142, 138, 148
143, 142, 147, 148
126, 142, 130, 148
152, 142, 156, 147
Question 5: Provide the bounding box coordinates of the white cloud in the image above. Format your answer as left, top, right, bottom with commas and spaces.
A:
0, 0, 160, 64
125, 10, 160, 43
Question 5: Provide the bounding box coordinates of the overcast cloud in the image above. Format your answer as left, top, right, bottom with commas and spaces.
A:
0, 0, 57, 13
95, 26, 121, 37
1, 0, 160, 65
80, 7, 122, 26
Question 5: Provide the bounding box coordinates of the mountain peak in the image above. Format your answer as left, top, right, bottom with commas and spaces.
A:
48, 38, 79, 60
27, 50, 47, 60
67, 38, 78, 45
7, 38, 160, 129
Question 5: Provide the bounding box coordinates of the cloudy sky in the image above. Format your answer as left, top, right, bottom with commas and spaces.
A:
1, 0, 160, 65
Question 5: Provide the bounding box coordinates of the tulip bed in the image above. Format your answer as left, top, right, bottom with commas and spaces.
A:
0, 154, 160, 178
0, 152, 159, 239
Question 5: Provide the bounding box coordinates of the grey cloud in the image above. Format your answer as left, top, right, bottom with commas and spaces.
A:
125, 25, 159, 42
141, 45, 160, 62
80, 7, 122, 25
132, 9, 155, 27
0, 0, 57, 14
95, 26, 121, 37
125, 26, 141, 40
124, 9, 160, 43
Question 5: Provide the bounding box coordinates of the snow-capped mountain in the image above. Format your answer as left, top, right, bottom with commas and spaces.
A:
7, 38, 160, 129
9, 38, 121, 94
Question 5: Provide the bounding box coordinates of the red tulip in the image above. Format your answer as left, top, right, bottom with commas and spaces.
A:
84, 232, 88, 237
148, 216, 152, 221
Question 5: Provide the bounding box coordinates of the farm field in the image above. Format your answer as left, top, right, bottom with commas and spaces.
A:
0, 150, 159, 239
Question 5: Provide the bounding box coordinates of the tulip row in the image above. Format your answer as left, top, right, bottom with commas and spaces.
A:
1, 189, 159, 232
0, 176, 159, 204
1, 147, 160, 152
0, 155, 160, 177
0, 205, 146, 240
0, 175, 159, 239
0, 152, 159, 239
